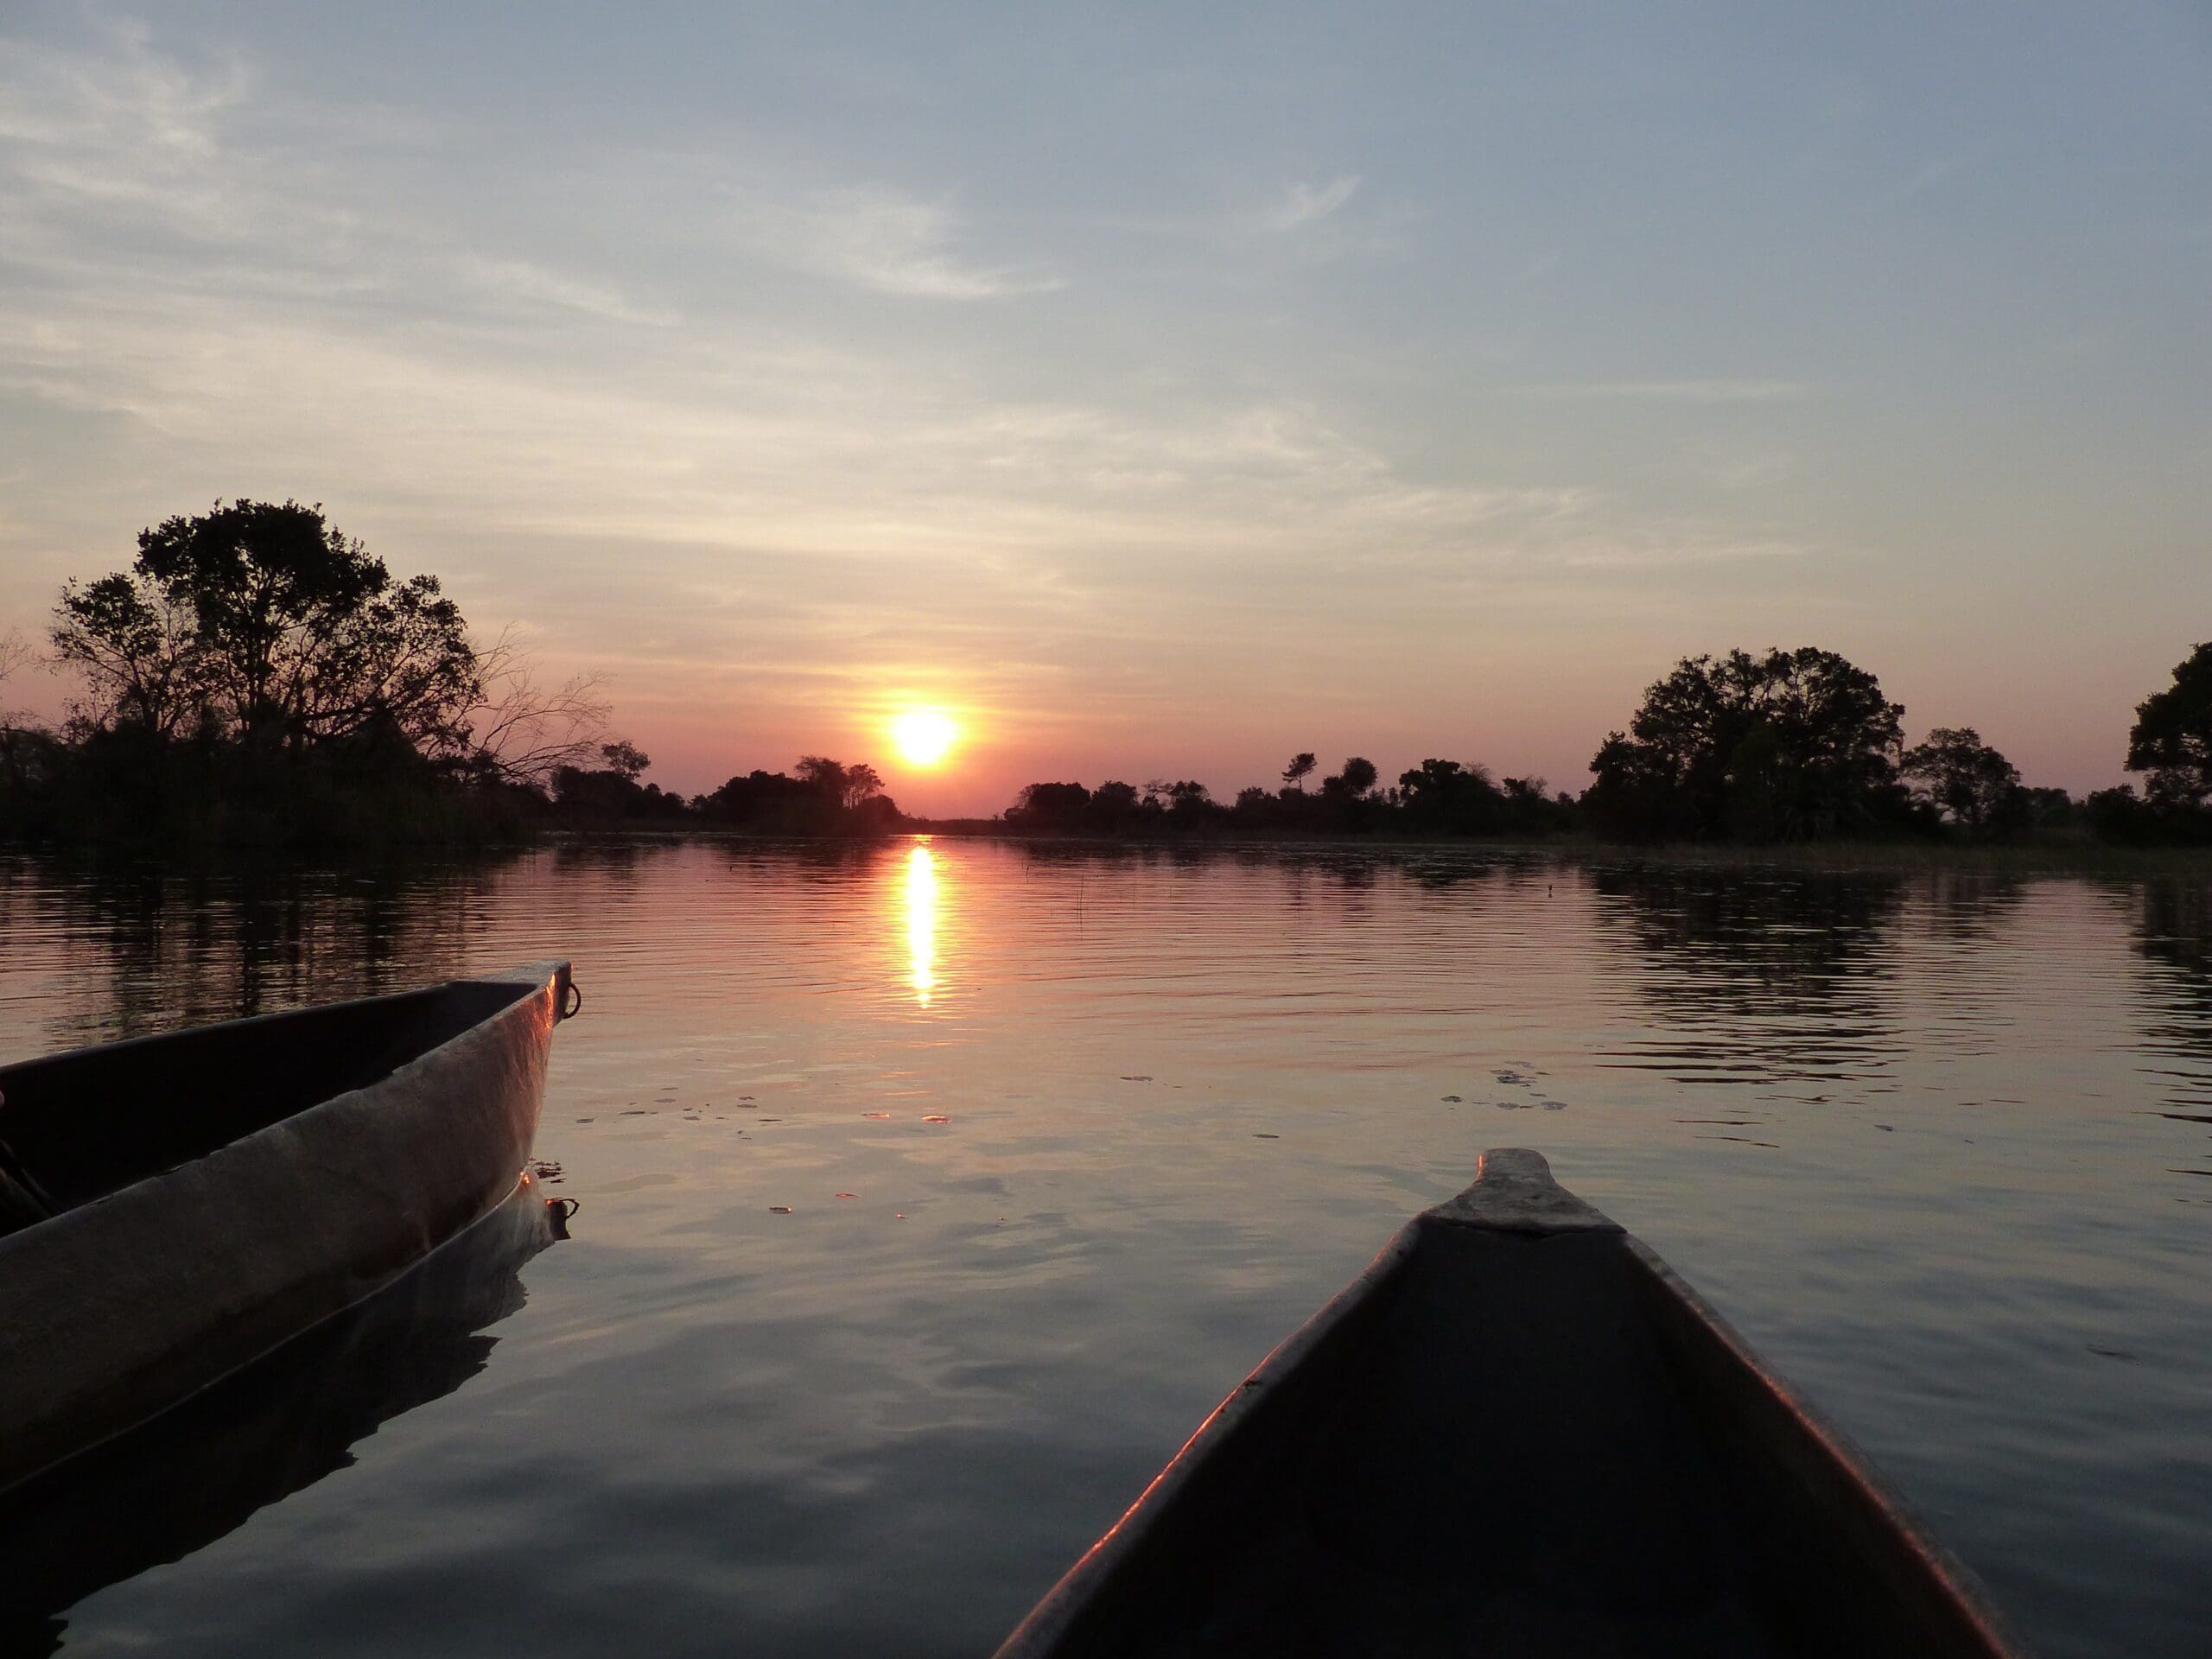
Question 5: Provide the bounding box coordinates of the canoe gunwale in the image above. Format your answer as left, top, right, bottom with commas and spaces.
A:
996, 1214, 1423, 1658
1620, 1233, 2023, 1657
4, 979, 443, 1086
0, 960, 572, 1495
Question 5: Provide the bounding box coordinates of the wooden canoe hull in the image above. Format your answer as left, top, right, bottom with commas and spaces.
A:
997, 1149, 2023, 1659
0, 1180, 570, 1625
0, 962, 571, 1493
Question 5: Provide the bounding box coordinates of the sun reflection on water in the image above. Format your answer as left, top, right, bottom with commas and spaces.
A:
906, 842, 938, 1006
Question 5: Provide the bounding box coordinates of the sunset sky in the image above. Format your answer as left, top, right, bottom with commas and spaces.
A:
2, 4, 2206, 815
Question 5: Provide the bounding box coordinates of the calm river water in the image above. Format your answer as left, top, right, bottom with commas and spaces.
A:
0, 839, 2207, 1657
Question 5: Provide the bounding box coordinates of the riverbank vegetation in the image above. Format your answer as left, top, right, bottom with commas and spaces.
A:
3, 501, 2207, 855
0, 503, 900, 848
985, 645, 2211, 853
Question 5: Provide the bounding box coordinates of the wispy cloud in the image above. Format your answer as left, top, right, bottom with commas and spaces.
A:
0, 27, 1055, 323
0, 20, 243, 156
1522, 379, 1815, 404
1082, 173, 1385, 255
728, 184, 1064, 300
1252, 175, 1360, 233
454, 257, 675, 326
0, 23, 257, 232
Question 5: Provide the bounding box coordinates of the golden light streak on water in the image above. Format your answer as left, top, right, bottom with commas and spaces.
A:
906, 842, 938, 1006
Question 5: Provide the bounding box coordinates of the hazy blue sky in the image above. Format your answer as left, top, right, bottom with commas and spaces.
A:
2, 3, 2206, 810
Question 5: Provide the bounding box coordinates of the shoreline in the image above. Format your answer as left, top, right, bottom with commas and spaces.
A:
8, 823, 2209, 877
897, 828, 2212, 876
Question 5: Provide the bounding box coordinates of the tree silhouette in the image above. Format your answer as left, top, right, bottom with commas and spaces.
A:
599, 740, 650, 782
1091, 780, 1140, 817
1009, 781, 1091, 830
1282, 752, 1317, 792
54, 500, 479, 761
2128, 642, 2212, 810
1586, 647, 1906, 841
1901, 728, 2024, 834
1397, 758, 1503, 832
798, 756, 885, 812
1325, 755, 1378, 797
144, 501, 476, 755
51, 573, 203, 738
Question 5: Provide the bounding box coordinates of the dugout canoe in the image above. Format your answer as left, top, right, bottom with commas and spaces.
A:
998, 1148, 2024, 1659
0, 960, 576, 1493
0, 1179, 575, 1630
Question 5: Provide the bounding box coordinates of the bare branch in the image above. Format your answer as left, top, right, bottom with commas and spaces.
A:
465, 626, 611, 789
0, 628, 39, 734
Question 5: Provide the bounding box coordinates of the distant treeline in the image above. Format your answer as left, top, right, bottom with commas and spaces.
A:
993, 644, 2212, 847
555, 749, 903, 836
999, 762, 1575, 838
2, 501, 2207, 849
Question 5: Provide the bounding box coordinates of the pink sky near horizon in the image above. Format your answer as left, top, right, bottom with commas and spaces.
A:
0, 486, 2185, 819
0, 481, 2185, 818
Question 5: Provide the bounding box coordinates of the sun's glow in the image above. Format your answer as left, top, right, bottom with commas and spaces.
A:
891, 708, 958, 768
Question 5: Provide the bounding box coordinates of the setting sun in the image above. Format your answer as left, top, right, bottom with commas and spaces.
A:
891, 709, 959, 768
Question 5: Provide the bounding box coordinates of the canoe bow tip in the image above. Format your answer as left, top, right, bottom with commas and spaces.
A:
1477, 1146, 1554, 1183
1429, 1147, 1623, 1235
486, 959, 571, 991
469, 961, 575, 1016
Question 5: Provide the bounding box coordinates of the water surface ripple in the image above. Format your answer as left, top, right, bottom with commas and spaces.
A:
0, 842, 2207, 1656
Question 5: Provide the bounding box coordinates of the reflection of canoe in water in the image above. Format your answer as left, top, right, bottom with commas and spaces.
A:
0, 961, 575, 1493
998, 1149, 2024, 1659
0, 1183, 573, 1646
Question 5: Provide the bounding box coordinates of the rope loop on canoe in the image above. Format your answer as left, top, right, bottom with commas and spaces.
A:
561, 980, 583, 1020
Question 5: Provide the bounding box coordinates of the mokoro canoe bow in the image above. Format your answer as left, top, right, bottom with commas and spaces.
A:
0, 960, 575, 1492
998, 1148, 2024, 1659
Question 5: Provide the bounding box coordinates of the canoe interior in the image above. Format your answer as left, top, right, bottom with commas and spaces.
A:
0, 979, 532, 1221
1021, 1212, 2009, 1659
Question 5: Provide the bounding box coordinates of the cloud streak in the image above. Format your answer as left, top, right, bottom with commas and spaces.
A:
452, 257, 676, 326
1520, 379, 1815, 404
1253, 175, 1360, 232
727, 183, 1064, 299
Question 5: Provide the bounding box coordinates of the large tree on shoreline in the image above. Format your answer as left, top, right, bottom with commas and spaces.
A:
2127, 642, 2212, 810
1585, 647, 1907, 841
54, 500, 480, 761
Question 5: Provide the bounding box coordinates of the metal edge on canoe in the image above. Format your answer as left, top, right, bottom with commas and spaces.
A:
995, 1147, 2025, 1659
0, 960, 574, 1494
